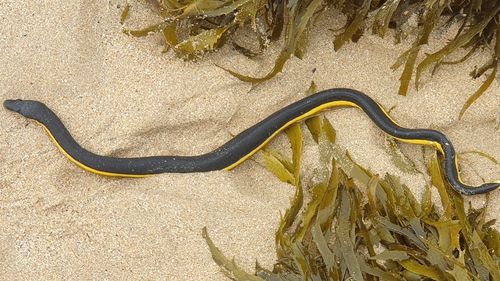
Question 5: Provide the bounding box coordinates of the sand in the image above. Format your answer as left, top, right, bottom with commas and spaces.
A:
0, 1, 498, 280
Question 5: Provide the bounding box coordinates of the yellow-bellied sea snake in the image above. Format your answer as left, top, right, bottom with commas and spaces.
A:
4, 88, 499, 195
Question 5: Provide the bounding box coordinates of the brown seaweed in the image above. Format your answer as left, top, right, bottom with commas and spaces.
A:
334, 0, 372, 51
415, 5, 500, 89
203, 115, 500, 280
218, 0, 325, 82
123, 0, 500, 116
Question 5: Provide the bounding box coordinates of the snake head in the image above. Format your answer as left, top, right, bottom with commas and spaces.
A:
4, 99, 47, 119
3, 99, 25, 113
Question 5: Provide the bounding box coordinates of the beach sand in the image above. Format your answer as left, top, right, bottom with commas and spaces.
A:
1, 1, 498, 279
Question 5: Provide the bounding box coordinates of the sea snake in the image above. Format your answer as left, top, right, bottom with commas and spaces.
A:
4, 88, 499, 195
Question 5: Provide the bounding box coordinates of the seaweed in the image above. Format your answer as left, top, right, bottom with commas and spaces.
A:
392, 0, 447, 96
175, 26, 230, 58
415, 4, 500, 90
458, 22, 500, 119
203, 115, 500, 280
218, 0, 325, 82
384, 136, 420, 174
122, 0, 261, 58
460, 150, 499, 165
333, 0, 372, 51
120, 3, 130, 24
202, 227, 265, 281
123, 0, 500, 117
372, 0, 401, 38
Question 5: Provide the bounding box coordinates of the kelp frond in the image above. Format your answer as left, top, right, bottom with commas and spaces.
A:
123, 0, 500, 115
122, 0, 261, 59
203, 115, 500, 280
217, 0, 325, 82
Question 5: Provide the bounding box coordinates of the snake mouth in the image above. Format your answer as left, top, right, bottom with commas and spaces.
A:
3, 99, 24, 113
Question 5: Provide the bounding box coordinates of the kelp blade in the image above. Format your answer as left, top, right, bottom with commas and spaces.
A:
202, 227, 265, 281
203, 110, 499, 280
124, 0, 500, 113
